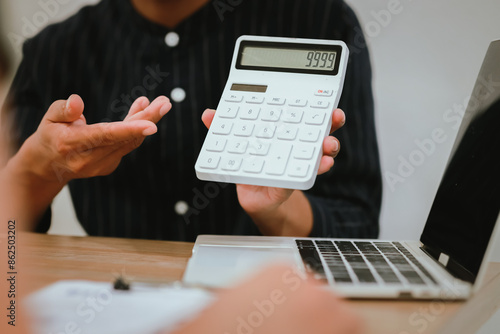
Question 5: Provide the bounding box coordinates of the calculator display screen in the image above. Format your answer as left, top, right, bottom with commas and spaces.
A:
242, 47, 336, 70
236, 41, 343, 75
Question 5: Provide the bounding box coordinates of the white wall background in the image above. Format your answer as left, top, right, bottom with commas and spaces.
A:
1, 1, 499, 331
345, 0, 500, 245
342, 2, 500, 332
345, 0, 500, 256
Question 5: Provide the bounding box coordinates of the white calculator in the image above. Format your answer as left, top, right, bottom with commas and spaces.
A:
195, 35, 349, 190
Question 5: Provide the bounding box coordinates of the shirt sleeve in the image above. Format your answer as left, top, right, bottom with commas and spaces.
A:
305, 2, 382, 238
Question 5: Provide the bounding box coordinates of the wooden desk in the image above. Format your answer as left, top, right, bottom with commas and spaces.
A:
20, 233, 500, 334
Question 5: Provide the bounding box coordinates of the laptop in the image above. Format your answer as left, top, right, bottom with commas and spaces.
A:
183, 41, 500, 300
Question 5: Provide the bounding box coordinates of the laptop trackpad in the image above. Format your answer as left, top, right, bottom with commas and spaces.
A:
184, 245, 296, 288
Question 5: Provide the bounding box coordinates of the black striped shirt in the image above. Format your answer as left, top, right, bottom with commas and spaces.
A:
5, 0, 382, 241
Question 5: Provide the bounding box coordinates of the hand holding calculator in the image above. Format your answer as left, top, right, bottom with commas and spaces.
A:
195, 36, 349, 190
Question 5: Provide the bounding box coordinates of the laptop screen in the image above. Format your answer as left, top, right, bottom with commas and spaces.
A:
420, 41, 500, 283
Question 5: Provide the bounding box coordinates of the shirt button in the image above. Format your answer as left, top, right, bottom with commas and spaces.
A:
171, 87, 186, 103
175, 201, 189, 215
165, 32, 180, 47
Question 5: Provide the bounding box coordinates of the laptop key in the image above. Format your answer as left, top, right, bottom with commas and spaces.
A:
330, 274, 353, 283
376, 271, 400, 282
352, 269, 377, 283
392, 243, 438, 284
335, 241, 359, 254
296, 240, 325, 275
328, 266, 353, 283
296, 239, 315, 248
364, 254, 402, 284
354, 241, 379, 254
384, 252, 428, 285
344, 255, 365, 263
315, 240, 335, 246
374, 242, 400, 254
298, 249, 324, 274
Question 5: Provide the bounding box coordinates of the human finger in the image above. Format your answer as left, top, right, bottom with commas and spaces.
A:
330, 108, 346, 134
125, 96, 150, 119
126, 96, 171, 124
317, 156, 334, 175
201, 109, 216, 129
322, 135, 341, 158
44, 94, 85, 124
62, 120, 157, 150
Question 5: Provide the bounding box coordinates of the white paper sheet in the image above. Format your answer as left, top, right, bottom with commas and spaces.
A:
26, 280, 215, 334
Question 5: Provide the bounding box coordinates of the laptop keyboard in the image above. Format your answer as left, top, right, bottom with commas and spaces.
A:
296, 240, 437, 286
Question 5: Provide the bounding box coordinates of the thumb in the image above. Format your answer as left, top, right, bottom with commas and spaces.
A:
45, 94, 85, 124
201, 109, 216, 129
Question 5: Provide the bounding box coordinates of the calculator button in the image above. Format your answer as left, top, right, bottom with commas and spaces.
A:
284, 109, 304, 123
267, 97, 286, 105
261, 108, 282, 122
265, 143, 292, 176
305, 111, 326, 125
205, 137, 227, 152
314, 89, 334, 97
288, 99, 308, 107
198, 154, 220, 169
246, 96, 265, 104
256, 124, 276, 139
288, 161, 310, 178
242, 157, 265, 174
240, 107, 260, 120
218, 106, 239, 119
233, 123, 254, 137
299, 127, 321, 142
212, 121, 233, 135
225, 94, 243, 102
310, 100, 330, 109
221, 157, 242, 171
277, 126, 298, 141
227, 140, 248, 154
248, 140, 270, 156
293, 145, 315, 160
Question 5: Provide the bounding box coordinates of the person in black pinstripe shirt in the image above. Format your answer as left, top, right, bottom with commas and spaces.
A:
3, 0, 382, 241
3, 9, 360, 334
